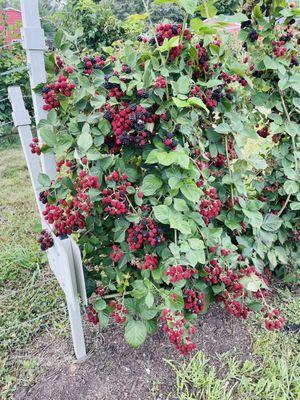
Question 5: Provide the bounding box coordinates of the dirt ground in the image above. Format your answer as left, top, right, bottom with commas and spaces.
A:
11, 304, 252, 400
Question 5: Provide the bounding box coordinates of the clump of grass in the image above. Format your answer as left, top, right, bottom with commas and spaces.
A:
169, 288, 300, 400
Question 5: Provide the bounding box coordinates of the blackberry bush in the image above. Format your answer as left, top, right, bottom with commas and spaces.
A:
34, 0, 299, 353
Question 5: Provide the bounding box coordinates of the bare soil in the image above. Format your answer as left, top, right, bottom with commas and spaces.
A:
12, 305, 252, 400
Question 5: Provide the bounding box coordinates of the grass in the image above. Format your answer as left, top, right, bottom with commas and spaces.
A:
169, 288, 300, 400
0, 146, 67, 398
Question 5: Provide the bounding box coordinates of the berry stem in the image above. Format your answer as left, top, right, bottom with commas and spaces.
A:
277, 193, 291, 217
279, 90, 298, 172
125, 194, 139, 214
225, 134, 234, 206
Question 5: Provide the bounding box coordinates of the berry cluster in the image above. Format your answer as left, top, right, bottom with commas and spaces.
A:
102, 171, 131, 216
196, 44, 209, 70
221, 71, 247, 87
29, 137, 42, 155
39, 191, 49, 205
105, 103, 158, 148
95, 284, 106, 297
183, 289, 205, 314
170, 43, 183, 61
86, 305, 99, 325
83, 54, 106, 75
110, 245, 124, 262
264, 308, 284, 331
56, 159, 76, 174
271, 38, 289, 58
199, 188, 222, 225
103, 72, 124, 99
127, 218, 165, 251
166, 265, 197, 283
257, 126, 269, 138
153, 75, 167, 89
137, 89, 149, 99
37, 230, 54, 251
42, 171, 99, 235
249, 29, 259, 42
163, 132, 178, 150
136, 254, 158, 271
54, 55, 64, 73
161, 309, 196, 355
109, 301, 128, 324
42, 74, 75, 111
152, 23, 191, 46
292, 230, 300, 242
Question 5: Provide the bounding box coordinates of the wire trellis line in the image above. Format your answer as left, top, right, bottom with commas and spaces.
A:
0, 40, 22, 49
0, 66, 27, 76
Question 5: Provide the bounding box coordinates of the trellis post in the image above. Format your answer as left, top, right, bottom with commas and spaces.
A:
10, 0, 89, 360
19, 0, 56, 179
8, 86, 87, 361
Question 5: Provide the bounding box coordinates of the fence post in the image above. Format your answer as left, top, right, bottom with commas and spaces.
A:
8, 85, 87, 360
7, 86, 43, 216
19, 0, 56, 180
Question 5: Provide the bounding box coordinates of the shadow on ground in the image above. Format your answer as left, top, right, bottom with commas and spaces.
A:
12, 304, 251, 400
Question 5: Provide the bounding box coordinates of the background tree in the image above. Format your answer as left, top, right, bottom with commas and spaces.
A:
62, 0, 124, 50
112, 0, 184, 23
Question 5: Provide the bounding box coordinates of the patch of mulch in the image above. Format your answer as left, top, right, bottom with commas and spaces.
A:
12, 304, 252, 400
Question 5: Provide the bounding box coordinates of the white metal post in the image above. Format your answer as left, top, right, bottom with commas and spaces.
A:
20, 0, 57, 180
8, 86, 44, 216
8, 85, 87, 360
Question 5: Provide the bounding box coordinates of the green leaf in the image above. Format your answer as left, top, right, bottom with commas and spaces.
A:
187, 97, 209, 113
206, 79, 223, 88
90, 94, 106, 108
262, 213, 282, 232
141, 174, 163, 196
263, 55, 278, 70
290, 201, 300, 211
38, 173, 51, 187
40, 127, 56, 147
174, 75, 190, 95
240, 273, 267, 292
284, 180, 299, 195
248, 154, 267, 170
180, 180, 200, 202
145, 292, 155, 308
172, 97, 188, 108
131, 280, 148, 299
139, 307, 157, 320
153, 205, 170, 224
54, 30, 63, 48
293, 97, 300, 109
178, 0, 198, 14
93, 298, 107, 312
169, 211, 191, 234
215, 122, 231, 134
188, 238, 204, 250
243, 210, 263, 228
77, 130, 93, 152
174, 198, 189, 212
212, 285, 224, 295
198, 0, 217, 18
98, 311, 109, 329
125, 320, 147, 348
157, 151, 178, 166
47, 109, 57, 125
285, 121, 299, 138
